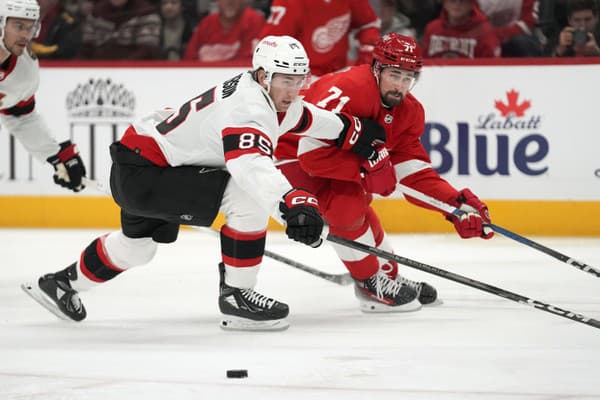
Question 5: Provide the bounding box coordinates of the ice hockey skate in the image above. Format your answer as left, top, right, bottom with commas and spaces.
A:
395, 274, 441, 306
354, 271, 422, 313
218, 263, 289, 331
21, 264, 86, 322
380, 261, 441, 306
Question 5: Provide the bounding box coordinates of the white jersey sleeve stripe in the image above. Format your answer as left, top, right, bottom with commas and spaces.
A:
394, 159, 432, 181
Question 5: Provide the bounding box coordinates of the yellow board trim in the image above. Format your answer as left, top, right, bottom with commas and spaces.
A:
1, 197, 599, 236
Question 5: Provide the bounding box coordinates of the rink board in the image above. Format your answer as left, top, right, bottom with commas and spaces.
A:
1, 59, 599, 235
1, 196, 599, 236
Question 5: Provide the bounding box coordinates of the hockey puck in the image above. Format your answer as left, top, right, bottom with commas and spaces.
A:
226, 369, 248, 378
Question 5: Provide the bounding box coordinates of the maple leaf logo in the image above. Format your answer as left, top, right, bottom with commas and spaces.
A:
494, 89, 531, 117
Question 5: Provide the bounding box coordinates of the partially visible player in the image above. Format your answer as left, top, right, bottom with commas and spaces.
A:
22, 35, 385, 331
276, 33, 494, 312
0, 0, 86, 191
259, 0, 381, 77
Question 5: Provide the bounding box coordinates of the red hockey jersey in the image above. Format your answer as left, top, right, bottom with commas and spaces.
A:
422, 5, 501, 58
183, 7, 265, 62
275, 64, 462, 210
259, 0, 380, 76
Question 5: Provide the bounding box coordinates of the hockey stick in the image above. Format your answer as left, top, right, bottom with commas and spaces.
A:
397, 183, 600, 279
194, 226, 354, 286
82, 178, 353, 286
326, 233, 600, 330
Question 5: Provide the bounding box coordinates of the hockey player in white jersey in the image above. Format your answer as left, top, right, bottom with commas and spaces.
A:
22, 35, 386, 331
0, 0, 86, 191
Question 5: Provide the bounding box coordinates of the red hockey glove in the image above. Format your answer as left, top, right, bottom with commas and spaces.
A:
447, 188, 494, 239
46, 140, 86, 192
360, 147, 397, 196
336, 114, 386, 161
279, 189, 324, 247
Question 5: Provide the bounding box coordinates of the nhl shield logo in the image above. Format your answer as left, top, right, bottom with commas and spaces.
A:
384, 114, 393, 124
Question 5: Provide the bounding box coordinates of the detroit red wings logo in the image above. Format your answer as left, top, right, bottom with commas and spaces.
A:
312, 13, 351, 53
494, 89, 531, 117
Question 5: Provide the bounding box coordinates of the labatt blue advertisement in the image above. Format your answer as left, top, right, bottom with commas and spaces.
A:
414, 64, 600, 201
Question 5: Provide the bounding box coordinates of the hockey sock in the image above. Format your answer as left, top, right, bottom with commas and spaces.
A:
70, 234, 126, 291
329, 216, 379, 280
220, 225, 266, 288
70, 232, 156, 292
366, 207, 398, 279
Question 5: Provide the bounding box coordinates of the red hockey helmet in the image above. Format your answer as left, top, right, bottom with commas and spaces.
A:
372, 33, 423, 73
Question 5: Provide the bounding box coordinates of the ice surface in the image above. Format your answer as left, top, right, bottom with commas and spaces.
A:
2, 228, 599, 399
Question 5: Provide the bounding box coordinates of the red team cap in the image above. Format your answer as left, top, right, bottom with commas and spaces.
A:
373, 33, 423, 73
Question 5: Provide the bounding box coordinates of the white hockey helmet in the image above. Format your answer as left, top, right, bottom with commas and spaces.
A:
252, 35, 310, 82
0, 0, 41, 40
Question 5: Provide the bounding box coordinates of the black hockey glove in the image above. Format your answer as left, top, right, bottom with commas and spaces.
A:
335, 114, 386, 161
46, 140, 86, 192
279, 189, 324, 248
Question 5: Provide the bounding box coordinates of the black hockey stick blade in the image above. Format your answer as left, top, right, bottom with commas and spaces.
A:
326, 233, 600, 330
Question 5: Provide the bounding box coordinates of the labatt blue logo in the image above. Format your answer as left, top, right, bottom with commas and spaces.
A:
423, 89, 547, 176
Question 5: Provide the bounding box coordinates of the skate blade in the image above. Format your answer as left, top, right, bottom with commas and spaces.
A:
20, 282, 74, 322
220, 315, 290, 332
359, 298, 422, 313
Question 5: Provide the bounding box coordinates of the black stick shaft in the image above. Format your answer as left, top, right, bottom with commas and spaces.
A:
397, 183, 600, 279
195, 226, 352, 286
327, 233, 600, 330
262, 248, 352, 285
489, 223, 600, 278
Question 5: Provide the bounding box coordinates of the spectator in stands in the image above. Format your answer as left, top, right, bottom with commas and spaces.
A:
183, 0, 264, 62
159, 0, 194, 60
476, 0, 542, 57
79, 0, 93, 17
78, 0, 162, 59
421, 0, 501, 58
380, 0, 416, 37
249, 0, 270, 18
396, 0, 440, 42
31, 0, 84, 59
259, 0, 381, 77
550, 0, 600, 56
37, 0, 60, 43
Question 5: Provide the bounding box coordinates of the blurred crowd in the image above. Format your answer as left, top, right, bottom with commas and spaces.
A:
32, 0, 600, 64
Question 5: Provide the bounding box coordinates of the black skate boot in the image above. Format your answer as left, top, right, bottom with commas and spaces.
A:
21, 263, 86, 322
395, 274, 440, 305
218, 263, 289, 331
380, 261, 440, 305
354, 271, 421, 313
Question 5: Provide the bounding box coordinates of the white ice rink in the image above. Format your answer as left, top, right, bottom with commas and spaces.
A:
2, 228, 600, 399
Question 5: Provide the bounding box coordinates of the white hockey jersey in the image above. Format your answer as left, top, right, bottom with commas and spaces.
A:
0, 48, 59, 162
121, 71, 347, 221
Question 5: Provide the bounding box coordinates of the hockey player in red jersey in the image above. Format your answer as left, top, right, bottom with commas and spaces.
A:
22, 35, 385, 331
0, 0, 86, 192
276, 33, 494, 312
259, 0, 381, 77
